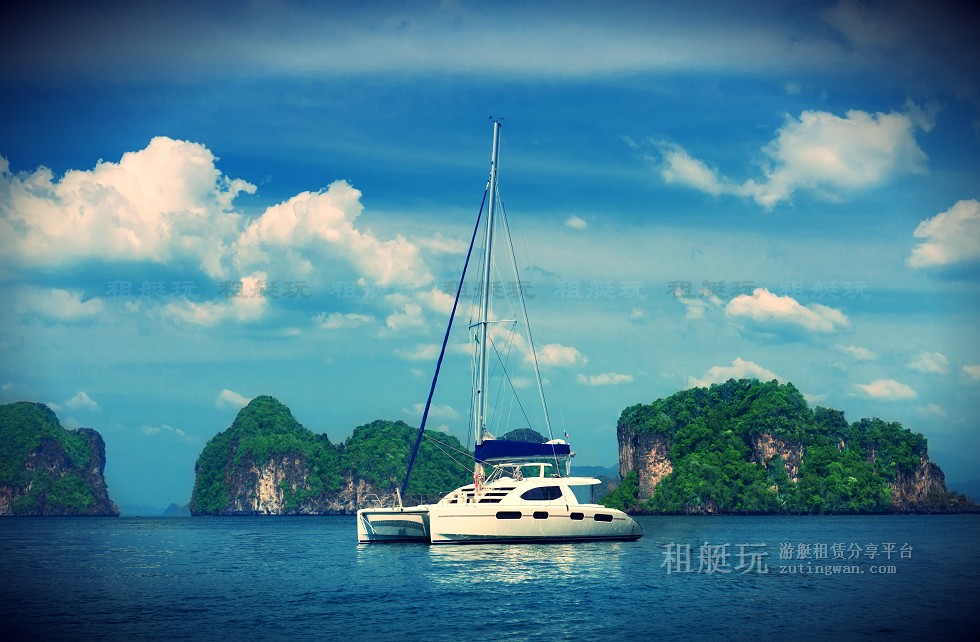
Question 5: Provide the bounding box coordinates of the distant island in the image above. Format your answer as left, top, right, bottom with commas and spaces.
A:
2, 381, 974, 517
602, 379, 975, 514
189, 396, 469, 515
0, 402, 119, 516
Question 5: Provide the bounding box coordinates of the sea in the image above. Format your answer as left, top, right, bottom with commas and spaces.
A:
2, 515, 978, 641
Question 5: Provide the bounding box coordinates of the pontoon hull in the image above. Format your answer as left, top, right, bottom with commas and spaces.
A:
427, 505, 642, 544
357, 506, 431, 543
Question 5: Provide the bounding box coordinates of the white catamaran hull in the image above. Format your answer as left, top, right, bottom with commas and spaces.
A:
357, 506, 431, 543
427, 504, 641, 544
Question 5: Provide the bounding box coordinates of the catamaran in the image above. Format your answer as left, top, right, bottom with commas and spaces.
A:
357, 121, 643, 544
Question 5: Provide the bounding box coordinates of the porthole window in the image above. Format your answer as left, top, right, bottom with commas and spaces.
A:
495, 511, 522, 520
570, 512, 584, 521
593, 513, 613, 522
533, 511, 549, 520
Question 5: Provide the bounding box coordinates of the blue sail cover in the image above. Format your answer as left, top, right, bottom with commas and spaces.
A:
475, 439, 571, 462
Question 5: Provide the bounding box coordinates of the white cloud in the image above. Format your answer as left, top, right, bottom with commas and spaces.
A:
316, 312, 374, 330
66, 390, 99, 411
564, 215, 587, 230
577, 372, 634, 386
744, 108, 927, 207
14, 287, 104, 321
216, 389, 251, 409
688, 358, 780, 388
385, 296, 426, 332
654, 107, 927, 208
140, 423, 196, 442
416, 233, 466, 254
395, 344, 440, 361
856, 379, 917, 400
234, 180, 431, 287
658, 142, 725, 196
163, 275, 268, 326
536, 343, 587, 368
963, 365, 980, 381
726, 288, 848, 334
0, 138, 435, 302
418, 287, 455, 315
907, 199, 980, 269
920, 403, 947, 419
673, 284, 723, 320
837, 344, 877, 361
0, 137, 251, 275
908, 351, 949, 375
406, 402, 458, 420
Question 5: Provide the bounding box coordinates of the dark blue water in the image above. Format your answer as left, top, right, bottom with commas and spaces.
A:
2, 515, 978, 640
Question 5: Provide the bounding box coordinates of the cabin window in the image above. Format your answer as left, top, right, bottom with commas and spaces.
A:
593, 513, 613, 522
496, 511, 522, 520
570, 512, 584, 520
533, 511, 549, 520
520, 486, 563, 501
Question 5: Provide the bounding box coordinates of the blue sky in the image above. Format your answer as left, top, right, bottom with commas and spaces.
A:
1, 0, 978, 509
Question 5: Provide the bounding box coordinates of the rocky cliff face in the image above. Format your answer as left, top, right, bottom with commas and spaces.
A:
0, 402, 119, 516
211, 452, 397, 515
750, 432, 802, 483
889, 456, 950, 512
618, 422, 672, 500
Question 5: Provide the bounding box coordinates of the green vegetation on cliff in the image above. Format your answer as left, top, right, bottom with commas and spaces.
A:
191, 396, 342, 514
190, 396, 470, 514
0, 402, 118, 516
341, 419, 470, 495
603, 379, 971, 514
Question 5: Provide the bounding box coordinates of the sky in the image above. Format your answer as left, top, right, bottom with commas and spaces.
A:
1, 0, 978, 510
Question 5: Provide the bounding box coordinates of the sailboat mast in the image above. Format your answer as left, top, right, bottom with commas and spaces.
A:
475, 120, 501, 454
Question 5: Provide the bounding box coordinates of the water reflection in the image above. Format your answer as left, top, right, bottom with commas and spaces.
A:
426, 542, 626, 586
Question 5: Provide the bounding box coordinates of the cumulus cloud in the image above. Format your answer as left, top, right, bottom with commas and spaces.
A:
963, 365, 980, 381
688, 358, 779, 388
908, 351, 949, 375
652, 107, 927, 208
856, 379, 917, 400
564, 215, 588, 230
0, 138, 435, 330
536, 343, 587, 368
14, 287, 104, 321
66, 390, 99, 411
164, 275, 268, 326
233, 180, 431, 287
837, 344, 877, 361
577, 372, 634, 386
384, 294, 426, 332
726, 288, 848, 334
906, 199, 980, 269
0, 137, 251, 275
216, 389, 251, 409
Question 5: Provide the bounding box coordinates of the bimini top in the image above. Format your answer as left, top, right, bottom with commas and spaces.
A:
475, 438, 571, 463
